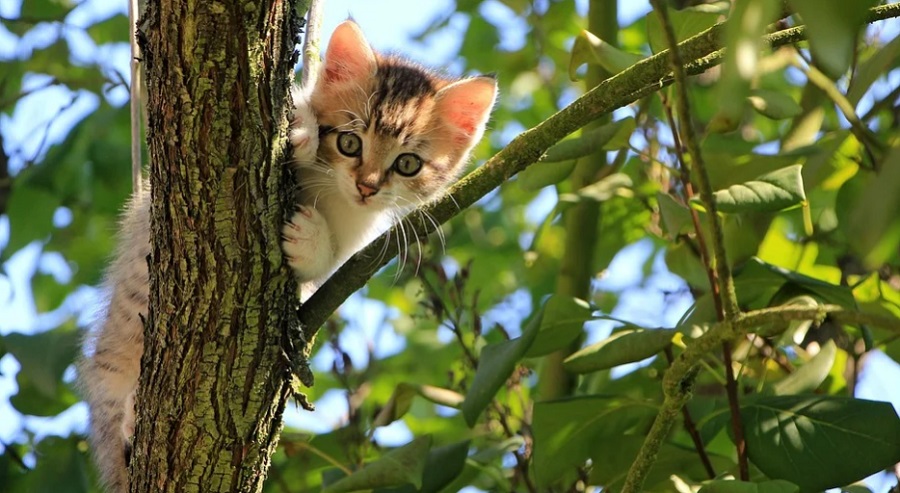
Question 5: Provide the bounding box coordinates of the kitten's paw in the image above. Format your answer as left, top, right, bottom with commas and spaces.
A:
282, 205, 333, 282
289, 86, 319, 164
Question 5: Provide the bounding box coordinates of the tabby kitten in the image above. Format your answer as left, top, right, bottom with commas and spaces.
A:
80, 19, 496, 493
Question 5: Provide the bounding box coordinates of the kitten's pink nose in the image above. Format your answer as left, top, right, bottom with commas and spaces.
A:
356, 182, 379, 198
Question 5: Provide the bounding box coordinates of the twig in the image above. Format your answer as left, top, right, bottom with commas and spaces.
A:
300, 0, 324, 87
297, 2, 900, 338
129, 0, 142, 192
650, 0, 751, 480
664, 347, 716, 479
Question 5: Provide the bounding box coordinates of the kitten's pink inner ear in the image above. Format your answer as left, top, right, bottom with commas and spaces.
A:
436, 77, 497, 144
323, 21, 377, 84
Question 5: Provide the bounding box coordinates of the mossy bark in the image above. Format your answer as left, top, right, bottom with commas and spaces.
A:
130, 2, 305, 492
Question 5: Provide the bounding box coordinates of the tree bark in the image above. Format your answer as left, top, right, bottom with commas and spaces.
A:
131, 1, 306, 492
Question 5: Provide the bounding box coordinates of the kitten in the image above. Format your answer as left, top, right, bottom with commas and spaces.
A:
284, 21, 497, 298
79, 19, 496, 493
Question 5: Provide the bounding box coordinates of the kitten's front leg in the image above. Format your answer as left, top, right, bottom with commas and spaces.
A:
282, 205, 334, 282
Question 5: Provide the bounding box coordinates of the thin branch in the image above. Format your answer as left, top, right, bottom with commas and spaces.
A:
664, 347, 716, 479
300, 0, 324, 87
651, 0, 752, 479
129, 0, 142, 192
297, 2, 900, 338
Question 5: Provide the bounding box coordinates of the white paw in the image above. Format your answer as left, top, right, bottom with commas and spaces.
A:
282, 205, 333, 282
290, 85, 319, 164
121, 391, 136, 440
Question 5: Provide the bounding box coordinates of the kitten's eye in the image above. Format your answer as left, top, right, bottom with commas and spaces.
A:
393, 153, 423, 177
337, 132, 362, 157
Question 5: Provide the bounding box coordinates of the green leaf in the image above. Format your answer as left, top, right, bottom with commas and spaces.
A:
2, 186, 60, 258
532, 396, 658, 488
525, 295, 593, 358
568, 30, 644, 81
373, 384, 464, 428
86, 14, 129, 45
742, 395, 900, 491
733, 258, 855, 311
323, 436, 432, 493
375, 440, 469, 493
16, 435, 90, 493
657, 192, 694, 237
10, 370, 79, 416
771, 340, 836, 395
713, 0, 781, 129
705, 164, 806, 213
461, 299, 543, 427
517, 160, 576, 191
563, 327, 675, 374
3, 324, 79, 398
698, 479, 799, 493
540, 117, 635, 163
844, 144, 900, 268
560, 173, 632, 204
647, 6, 721, 54
847, 34, 900, 105
748, 89, 803, 120
19, 0, 74, 24
588, 435, 734, 490
788, 0, 879, 79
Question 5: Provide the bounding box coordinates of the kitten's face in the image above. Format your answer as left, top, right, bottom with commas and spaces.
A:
302, 21, 496, 214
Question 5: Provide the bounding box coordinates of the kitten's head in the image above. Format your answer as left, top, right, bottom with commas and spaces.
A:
306, 20, 496, 213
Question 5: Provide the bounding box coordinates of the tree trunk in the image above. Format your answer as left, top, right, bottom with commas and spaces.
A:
130, 1, 306, 491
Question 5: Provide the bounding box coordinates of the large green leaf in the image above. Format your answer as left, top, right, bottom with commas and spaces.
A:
771, 340, 836, 395
539, 117, 635, 164
525, 294, 593, 358
460, 296, 543, 427
323, 436, 432, 493
589, 435, 734, 490
532, 396, 659, 488
372, 384, 464, 428
14, 435, 90, 493
375, 440, 469, 493
789, 0, 879, 79
3, 324, 79, 398
87, 14, 129, 45
742, 395, 900, 492
713, 0, 781, 130
568, 30, 644, 81
843, 144, 900, 268
647, 6, 722, 54
748, 89, 803, 120
705, 165, 806, 213
563, 327, 675, 374
2, 186, 60, 258
698, 479, 799, 493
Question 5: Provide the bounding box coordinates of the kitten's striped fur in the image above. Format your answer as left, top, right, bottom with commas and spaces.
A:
80, 20, 496, 493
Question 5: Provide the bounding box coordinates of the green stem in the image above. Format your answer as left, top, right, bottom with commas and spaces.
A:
536, 0, 618, 402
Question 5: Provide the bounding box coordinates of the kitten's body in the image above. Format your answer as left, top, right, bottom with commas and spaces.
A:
80, 20, 495, 493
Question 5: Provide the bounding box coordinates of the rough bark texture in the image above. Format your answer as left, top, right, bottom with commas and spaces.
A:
132, 1, 305, 492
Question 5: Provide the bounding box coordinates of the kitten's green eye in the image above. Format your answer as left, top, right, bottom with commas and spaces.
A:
393, 153, 423, 177
337, 132, 362, 157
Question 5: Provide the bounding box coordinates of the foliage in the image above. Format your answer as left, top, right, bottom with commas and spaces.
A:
2, 0, 900, 492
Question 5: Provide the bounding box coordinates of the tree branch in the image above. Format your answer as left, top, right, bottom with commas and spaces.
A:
620, 304, 900, 493
297, 2, 900, 337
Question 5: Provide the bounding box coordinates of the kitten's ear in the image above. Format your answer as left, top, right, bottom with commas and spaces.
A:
434, 76, 497, 147
321, 21, 377, 85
